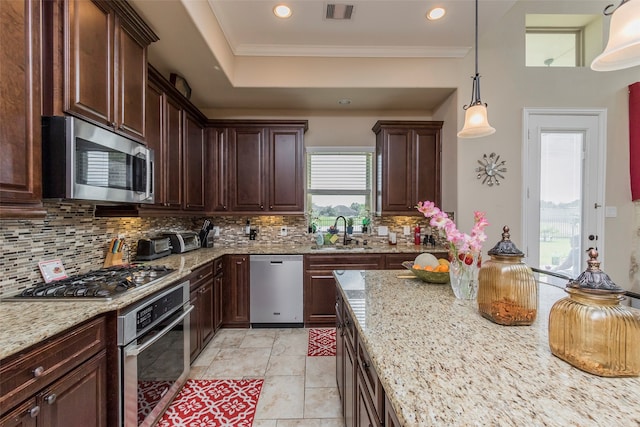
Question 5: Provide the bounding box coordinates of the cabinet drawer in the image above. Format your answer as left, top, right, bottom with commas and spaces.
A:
0, 316, 106, 415
189, 262, 214, 291
305, 254, 383, 269
357, 337, 384, 419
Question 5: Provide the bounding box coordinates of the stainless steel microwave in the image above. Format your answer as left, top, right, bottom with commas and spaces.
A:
42, 116, 154, 204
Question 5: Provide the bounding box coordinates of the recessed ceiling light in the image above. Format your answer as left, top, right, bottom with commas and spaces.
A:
427, 7, 446, 21
338, 98, 351, 105
273, 4, 292, 18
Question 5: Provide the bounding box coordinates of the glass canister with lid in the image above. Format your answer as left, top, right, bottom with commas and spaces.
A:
548, 249, 640, 377
477, 225, 537, 325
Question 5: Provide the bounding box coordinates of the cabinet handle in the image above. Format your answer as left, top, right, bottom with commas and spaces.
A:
29, 406, 40, 418
260, 205, 264, 210
110, 122, 117, 128
45, 393, 57, 405
33, 366, 44, 377
269, 205, 273, 209
223, 205, 227, 210
362, 360, 370, 370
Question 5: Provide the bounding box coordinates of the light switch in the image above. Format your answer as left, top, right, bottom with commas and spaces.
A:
377, 226, 388, 236
403, 226, 411, 235
605, 206, 617, 218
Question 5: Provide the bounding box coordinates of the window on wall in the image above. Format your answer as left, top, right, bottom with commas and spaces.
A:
306, 148, 373, 232
526, 28, 584, 67
525, 14, 601, 68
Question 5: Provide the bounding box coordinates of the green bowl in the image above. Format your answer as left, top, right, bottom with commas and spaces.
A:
401, 261, 450, 284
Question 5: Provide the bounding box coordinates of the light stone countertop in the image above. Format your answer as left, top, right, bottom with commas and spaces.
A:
334, 269, 640, 427
0, 243, 444, 360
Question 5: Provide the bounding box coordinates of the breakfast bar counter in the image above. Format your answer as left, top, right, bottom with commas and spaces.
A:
334, 269, 640, 427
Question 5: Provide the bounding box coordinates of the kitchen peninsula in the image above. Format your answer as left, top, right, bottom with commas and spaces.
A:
335, 269, 640, 426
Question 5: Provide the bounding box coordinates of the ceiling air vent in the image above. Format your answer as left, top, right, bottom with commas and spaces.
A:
326, 4, 354, 20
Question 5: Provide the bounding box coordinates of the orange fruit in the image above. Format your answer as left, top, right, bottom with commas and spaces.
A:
412, 264, 422, 270
424, 265, 434, 271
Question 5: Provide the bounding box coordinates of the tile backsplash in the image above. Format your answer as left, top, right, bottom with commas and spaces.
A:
0, 202, 435, 297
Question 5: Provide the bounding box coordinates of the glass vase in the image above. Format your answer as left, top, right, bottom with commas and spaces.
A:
449, 257, 479, 300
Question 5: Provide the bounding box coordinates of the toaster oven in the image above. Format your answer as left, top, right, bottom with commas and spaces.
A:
136, 236, 172, 261
163, 232, 201, 254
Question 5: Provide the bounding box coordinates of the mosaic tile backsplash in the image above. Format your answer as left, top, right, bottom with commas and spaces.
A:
0, 201, 436, 297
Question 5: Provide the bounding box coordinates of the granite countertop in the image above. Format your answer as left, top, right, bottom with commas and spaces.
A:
0, 243, 444, 360
334, 270, 640, 427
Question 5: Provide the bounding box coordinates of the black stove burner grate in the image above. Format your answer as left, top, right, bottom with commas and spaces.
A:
17, 265, 175, 299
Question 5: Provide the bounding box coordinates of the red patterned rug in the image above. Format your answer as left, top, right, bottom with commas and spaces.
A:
308, 328, 337, 356
156, 379, 263, 427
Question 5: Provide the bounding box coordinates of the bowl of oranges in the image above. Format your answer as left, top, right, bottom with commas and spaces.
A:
402, 253, 450, 284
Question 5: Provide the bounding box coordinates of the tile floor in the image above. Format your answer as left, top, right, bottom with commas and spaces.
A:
189, 328, 344, 427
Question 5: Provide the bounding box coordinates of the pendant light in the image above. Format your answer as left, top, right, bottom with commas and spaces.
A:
458, 0, 495, 139
591, 0, 640, 71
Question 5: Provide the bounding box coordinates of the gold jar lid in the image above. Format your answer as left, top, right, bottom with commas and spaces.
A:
487, 226, 524, 257
567, 249, 624, 295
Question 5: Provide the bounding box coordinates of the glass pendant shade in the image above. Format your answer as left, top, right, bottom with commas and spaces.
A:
591, 0, 640, 71
457, 104, 496, 138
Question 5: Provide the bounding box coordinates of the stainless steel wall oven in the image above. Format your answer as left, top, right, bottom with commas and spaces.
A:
117, 281, 192, 427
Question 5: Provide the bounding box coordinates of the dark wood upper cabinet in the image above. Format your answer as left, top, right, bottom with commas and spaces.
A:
165, 97, 184, 208
55, 0, 157, 142
0, 0, 45, 218
268, 127, 305, 212
210, 120, 308, 215
373, 120, 443, 216
183, 113, 206, 211
228, 127, 266, 212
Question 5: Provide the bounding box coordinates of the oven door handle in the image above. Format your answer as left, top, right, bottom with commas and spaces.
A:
125, 305, 194, 357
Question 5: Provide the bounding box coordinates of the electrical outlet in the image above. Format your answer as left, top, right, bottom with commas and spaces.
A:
403, 226, 410, 235
377, 226, 388, 236
214, 226, 220, 237
117, 233, 125, 239
280, 226, 288, 237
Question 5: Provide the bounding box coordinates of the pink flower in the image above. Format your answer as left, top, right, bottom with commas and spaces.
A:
417, 200, 489, 261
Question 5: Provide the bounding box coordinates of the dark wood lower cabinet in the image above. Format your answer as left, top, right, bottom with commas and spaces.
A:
0, 317, 107, 427
38, 350, 107, 427
344, 337, 356, 427
384, 395, 401, 427
357, 370, 380, 427
188, 263, 215, 363
223, 255, 250, 328
304, 254, 383, 327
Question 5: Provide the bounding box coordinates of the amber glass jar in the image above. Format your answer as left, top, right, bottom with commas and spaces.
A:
478, 226, 537, 325
548, 249, 640, 377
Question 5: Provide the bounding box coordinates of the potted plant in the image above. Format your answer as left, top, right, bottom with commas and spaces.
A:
346, 217, 354, 235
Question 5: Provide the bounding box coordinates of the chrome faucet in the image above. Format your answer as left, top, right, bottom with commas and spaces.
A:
334, 216, 349, 246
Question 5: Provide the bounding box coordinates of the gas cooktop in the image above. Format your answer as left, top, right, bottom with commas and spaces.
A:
11, 265, 175, 301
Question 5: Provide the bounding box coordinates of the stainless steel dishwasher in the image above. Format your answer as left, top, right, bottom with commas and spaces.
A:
250, 254, 303, 327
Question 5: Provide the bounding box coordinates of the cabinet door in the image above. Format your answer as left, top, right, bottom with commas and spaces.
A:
335, 290, 345, 401
38, 350, 107, 427
164, 98, 183, 208
183, 114, 206, 211
267, 127, 304, 213
305, 271, 338, 327
189, 288, 201, 363
66, 0, 113, 127
115, 19, 146, 140
0, 398, 37, 427
228, 128, 266, 212
0, 0, 43, 216
384, 395, 401, 427
200, 281, 215, 347
413, 127, 441, 208
223, 255, 250, 327
209, 128, 229, 212
144, 81, 166, 207
356, 370, 380, 427
377, 128, 413, 214
213, 273, 224, 332
344, 339, 356, 427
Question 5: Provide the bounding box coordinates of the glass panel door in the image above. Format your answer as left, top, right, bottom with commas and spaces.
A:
539, 132, 584, 284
